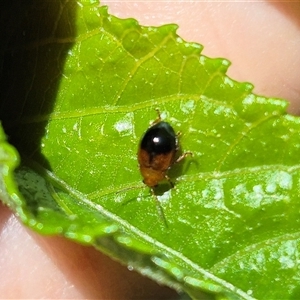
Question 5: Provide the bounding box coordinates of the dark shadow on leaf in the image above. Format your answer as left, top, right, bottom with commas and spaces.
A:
153, 183, 171, 196
0, 0, 77, 170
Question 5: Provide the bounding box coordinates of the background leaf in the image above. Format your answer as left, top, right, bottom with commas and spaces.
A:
1, 0, 300, 299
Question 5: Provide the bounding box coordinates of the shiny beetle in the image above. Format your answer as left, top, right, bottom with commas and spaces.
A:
138, 110, 192, 189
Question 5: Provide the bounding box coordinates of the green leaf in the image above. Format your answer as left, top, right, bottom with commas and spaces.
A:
0, 126, 20, 210
1, 1, 300, 299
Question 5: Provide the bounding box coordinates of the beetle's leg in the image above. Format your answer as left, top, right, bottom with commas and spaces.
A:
164, 174, 174, 188
175, 152, 193, 164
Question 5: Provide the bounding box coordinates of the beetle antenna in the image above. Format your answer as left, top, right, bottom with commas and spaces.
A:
151, 108, 162, 125
150, 188, 169, 228
118, 185, 169, 228
116, 184, 144, 193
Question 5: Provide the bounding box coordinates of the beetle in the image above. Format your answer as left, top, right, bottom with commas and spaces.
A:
138, 109, 192, 190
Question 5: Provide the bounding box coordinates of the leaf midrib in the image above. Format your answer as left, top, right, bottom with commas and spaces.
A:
39, 164, 256, 299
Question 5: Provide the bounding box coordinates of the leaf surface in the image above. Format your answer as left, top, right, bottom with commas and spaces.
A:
1, 1, 300, 299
